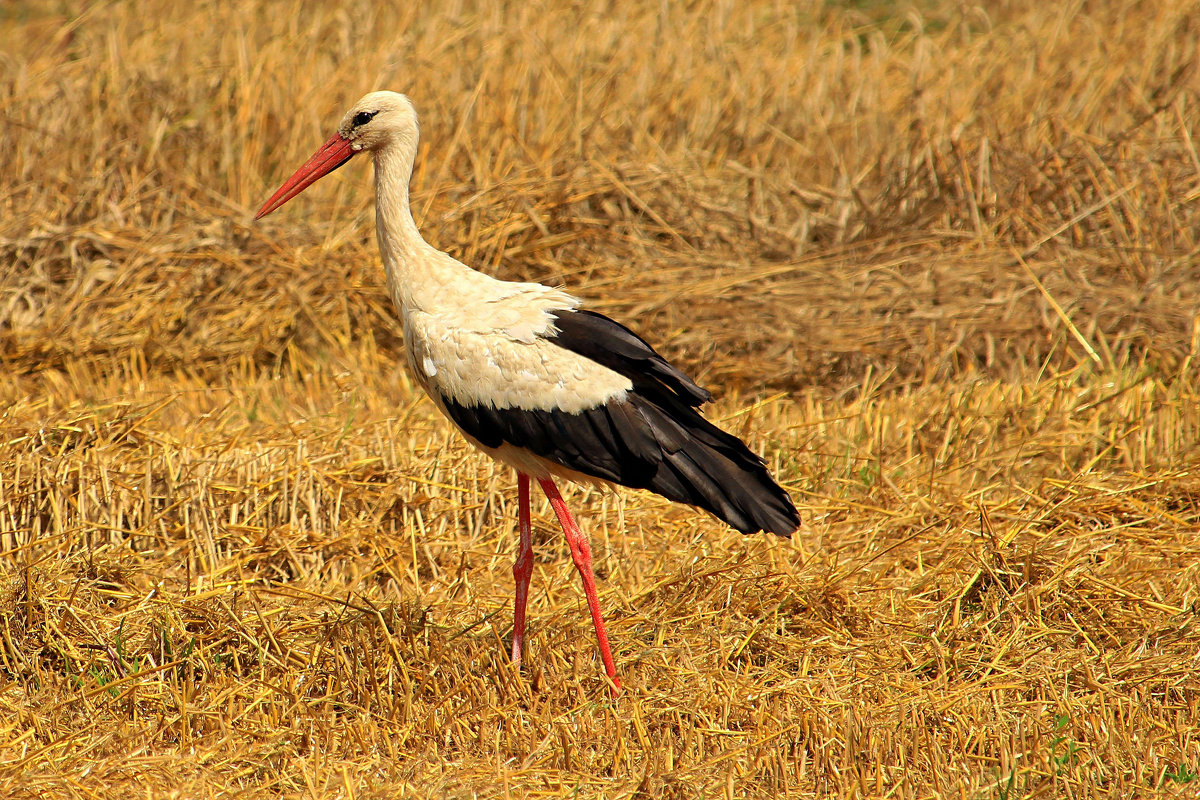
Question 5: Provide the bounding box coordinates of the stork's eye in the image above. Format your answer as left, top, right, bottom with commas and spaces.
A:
352, 110, 378, 128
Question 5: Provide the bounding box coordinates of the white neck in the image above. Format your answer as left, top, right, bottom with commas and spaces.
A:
372, 135, 474, 314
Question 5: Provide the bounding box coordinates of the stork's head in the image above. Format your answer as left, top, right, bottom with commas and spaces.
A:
256, 90, 418, 219
336, 91, 419, 153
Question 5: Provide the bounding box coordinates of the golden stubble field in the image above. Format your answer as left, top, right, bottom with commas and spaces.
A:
2, 0, 1200, 797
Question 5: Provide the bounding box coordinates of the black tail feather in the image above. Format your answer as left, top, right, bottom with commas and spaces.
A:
442, 389, 800, 535
627, 393, 799, 536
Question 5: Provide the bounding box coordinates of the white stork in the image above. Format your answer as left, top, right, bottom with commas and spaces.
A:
256, 91, 800, 690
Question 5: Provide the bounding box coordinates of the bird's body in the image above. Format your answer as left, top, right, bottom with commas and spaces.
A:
257, 91, 800, 690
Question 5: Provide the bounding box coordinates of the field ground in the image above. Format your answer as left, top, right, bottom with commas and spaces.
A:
2, 0, 1200, 797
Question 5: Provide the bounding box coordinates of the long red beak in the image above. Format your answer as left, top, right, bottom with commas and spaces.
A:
255, 134, 358, 219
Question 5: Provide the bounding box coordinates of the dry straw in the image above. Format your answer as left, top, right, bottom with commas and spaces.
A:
2, 0, 1199, 797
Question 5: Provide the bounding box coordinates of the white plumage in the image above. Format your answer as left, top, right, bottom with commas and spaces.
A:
257, 91, 799, 691
403, 303, 631, 415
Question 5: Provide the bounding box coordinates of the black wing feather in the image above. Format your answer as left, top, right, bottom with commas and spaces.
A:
439, 309, 800, 536
548, 309, 711, 406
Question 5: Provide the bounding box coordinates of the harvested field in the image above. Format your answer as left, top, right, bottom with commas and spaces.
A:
2, 0, 1200, 796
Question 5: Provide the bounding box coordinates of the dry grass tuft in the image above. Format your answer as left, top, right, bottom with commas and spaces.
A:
2, 0, 1200, 796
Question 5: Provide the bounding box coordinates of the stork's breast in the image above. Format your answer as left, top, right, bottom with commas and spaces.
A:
405, 312, 631, 414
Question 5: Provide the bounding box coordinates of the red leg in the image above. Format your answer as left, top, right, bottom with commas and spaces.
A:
511, 472, 534, 667
537, 477, 621, 690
